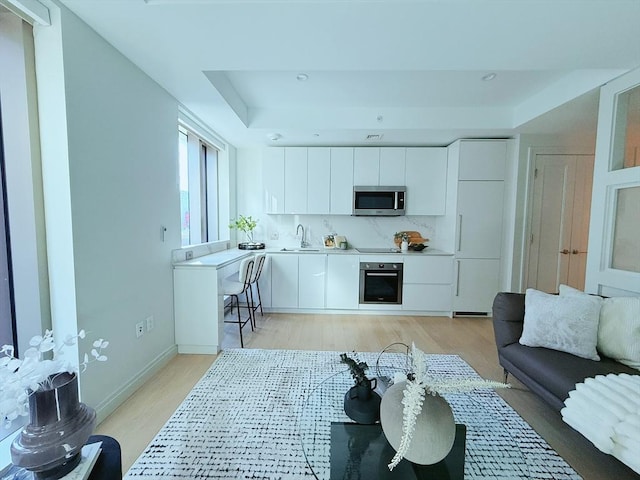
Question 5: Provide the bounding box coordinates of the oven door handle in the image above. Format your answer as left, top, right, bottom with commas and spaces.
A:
365, 272, 399, 277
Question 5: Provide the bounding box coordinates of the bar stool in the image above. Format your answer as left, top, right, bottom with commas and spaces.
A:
223, 256, 254, 348
249, 253, 267, 324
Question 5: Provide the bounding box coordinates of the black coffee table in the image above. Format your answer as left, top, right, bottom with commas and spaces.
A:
299, 366, 530, 480
330, 422, 466, 480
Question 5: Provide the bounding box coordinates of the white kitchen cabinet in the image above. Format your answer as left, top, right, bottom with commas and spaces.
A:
354, 148, 380, 185
330, 147, 354, 214
263, 148, 285, 214
451, 139, 507, 314
456, 181, 504, 259
326, 254, 360, 309
454, 258, 501, 313
284, 147, 308, 213
379, 148, 406, 185
405, 147, 447, 215
256, 255, 271, 309
402, 256, 454, 312
299, 255, 327, 309
307, 148, 331, 214
403, 256, 454, 284
270, 254, 299, 308
403, 284, 453, 312
458, 141, 506, 181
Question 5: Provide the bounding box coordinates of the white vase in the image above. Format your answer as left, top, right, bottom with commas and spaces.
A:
401, 240, 408, 252
380, 380, 455, 465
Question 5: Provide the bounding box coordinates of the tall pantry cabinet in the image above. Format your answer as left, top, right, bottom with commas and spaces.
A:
451, 140, 507, 315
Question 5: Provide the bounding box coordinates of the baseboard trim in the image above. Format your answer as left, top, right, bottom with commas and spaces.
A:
93, 344, 178, 425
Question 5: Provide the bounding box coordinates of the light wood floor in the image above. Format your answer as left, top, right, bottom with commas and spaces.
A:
96, 312, 639, 479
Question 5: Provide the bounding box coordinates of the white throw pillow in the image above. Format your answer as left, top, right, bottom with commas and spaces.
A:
520, 288, 601, 360
598, 297, 640, 370
559, 285, 640, 369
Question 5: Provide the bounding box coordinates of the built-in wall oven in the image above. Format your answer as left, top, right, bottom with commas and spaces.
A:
359, 262, 403, 304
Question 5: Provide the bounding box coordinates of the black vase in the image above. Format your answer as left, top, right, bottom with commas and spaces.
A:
343, 378, 381, 425
11, 372, 96, 480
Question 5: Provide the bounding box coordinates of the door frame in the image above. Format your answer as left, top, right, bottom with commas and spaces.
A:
521, 146, 595, 292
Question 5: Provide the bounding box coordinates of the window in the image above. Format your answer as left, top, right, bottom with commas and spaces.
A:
178, 126, 219, 246
0, 105, 16, 352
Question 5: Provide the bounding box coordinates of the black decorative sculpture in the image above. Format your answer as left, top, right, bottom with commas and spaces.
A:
340, 353, 381, 424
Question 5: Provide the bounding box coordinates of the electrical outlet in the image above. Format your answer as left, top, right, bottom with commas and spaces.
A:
185, 250, 193, 260
136, 322, 144, 338
146, 315, 154, 332
270, 232, 279, 240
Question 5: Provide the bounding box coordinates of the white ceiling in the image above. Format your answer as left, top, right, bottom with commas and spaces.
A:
59, 0, 640, 148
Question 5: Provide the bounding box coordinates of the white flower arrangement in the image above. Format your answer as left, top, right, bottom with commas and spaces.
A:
0, 329, 108, 428
388, 343, 509, 470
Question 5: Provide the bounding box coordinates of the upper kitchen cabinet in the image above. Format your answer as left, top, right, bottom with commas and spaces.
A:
405, 148, 447, 215
354, 147, 406, 186
458, 140, 507, 180
379, 148, 406, 185
330, 147, 354, 214
354, 148, 380, 185
307, 148, 331, 214
263, 147, 285, 214
284, 147, 308, 213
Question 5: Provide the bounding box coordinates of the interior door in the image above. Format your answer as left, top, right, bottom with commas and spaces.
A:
527, 154, 594, 292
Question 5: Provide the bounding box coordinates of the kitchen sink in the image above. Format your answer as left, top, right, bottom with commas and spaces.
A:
280, 248, 320, 252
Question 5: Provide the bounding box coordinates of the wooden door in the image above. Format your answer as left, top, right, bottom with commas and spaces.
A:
527, 154, 594, 292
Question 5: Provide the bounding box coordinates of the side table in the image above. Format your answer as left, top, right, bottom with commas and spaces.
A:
87, 435, 122, 480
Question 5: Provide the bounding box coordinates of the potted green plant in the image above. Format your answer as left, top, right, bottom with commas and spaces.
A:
229, 215, 264, 250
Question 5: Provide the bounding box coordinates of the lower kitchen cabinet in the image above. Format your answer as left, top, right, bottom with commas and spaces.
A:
270, 254, 299, 308
453, 258, 501, 314
270, 254, 326, 309
299, 255, 327, 309
402, 256, 454, 312
326, 255, 360, 309
403, 284, 453, 312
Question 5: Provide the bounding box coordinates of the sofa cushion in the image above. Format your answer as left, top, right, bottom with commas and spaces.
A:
559, 285, 640, 370
520, 288, 602, 360
500, 343, 638, 403
598, 297, 640, 370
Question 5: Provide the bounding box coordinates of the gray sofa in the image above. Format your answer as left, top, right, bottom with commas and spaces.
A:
492, 292, 638, 411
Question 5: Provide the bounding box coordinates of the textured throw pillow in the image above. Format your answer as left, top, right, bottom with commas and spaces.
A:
559, 285, 640, 369
520, 288, 601, 360
598, 297, 640, 370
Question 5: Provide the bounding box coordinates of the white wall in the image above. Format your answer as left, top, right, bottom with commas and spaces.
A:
35, 3, 181, 419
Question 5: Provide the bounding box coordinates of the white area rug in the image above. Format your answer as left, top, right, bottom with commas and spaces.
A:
124, 349, 581, 480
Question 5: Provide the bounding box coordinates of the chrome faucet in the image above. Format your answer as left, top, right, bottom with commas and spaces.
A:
296, 224, 310, 248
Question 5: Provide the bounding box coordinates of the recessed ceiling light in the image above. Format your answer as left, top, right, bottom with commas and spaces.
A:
268, 133, 282, 141
296, 73, 309, 81
482, 73, 497, 81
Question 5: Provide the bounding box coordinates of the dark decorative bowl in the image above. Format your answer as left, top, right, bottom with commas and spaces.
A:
408, 243, 427, 251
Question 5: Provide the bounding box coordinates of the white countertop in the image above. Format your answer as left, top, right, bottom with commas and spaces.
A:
174, 246, 452, 268
265, 246, 452, 256
173, 249, 253, 268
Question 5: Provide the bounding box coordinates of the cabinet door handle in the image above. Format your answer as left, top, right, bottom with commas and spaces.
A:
455, 260, 461, 296
457, 214, 463, 252
561, 249, 569, 255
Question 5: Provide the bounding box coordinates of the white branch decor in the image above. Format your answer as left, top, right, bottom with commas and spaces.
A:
388, 343, 509, 470
0, 330, 108, 427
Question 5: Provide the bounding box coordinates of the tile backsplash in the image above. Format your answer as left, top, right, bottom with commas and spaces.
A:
254, 214, 439, 251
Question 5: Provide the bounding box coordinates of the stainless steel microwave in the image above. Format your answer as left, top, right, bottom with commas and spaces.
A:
353, 186, 406, 216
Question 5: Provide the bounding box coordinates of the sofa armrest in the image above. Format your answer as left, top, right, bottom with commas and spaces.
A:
492, 292, 526, 349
